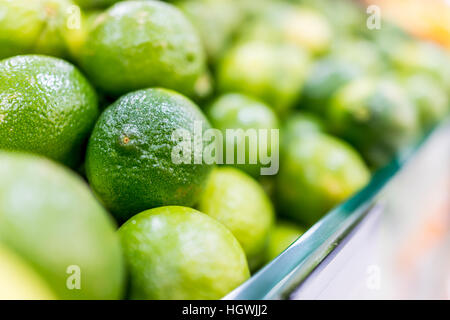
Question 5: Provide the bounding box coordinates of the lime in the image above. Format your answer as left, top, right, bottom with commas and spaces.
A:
329, 38, 386, 75
119, 206, 250, 300
0, 244, 56, 300
265, 221, 304, 263
206, 93, 279, 177
402, 74, 449, 130
388, 41, 450, 92
328, 77, 420, 168
218, 41, 310, 115
301, 0, 365, 35
74, 0, 120, 9
368, 21, 409, 58
281, 111, 326, 153
277, 133, 370, 225
240, 3, 332, 56
0, 55, 98, 167
198, 167, 274, 271
300, 57, 362, 113
176, 0, 243, 63
86, 88, 214, 221
80, 0, 206, 97
0, 151, 125, 299
282, 112, 326, 139
64, 9, 103, 62
0, 0, 82, 60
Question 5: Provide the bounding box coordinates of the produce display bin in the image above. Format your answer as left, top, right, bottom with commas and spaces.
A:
226, 120, 450, 300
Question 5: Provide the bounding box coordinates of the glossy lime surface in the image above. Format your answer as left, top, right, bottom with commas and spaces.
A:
80, 1, 206, 97
86, 88, 214, 221
0, 55, 98, 167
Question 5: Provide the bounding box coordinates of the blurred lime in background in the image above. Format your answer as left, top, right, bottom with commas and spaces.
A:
0, 0, 87, 60
265, 221, 305, 263
328, 77, 420, 168
207, 93, 279, 177
277, 133, 370, 225
239, 2, 332, 56
176, 0, 244, 64
198, 167, 275, 270
218, 41, 310, 115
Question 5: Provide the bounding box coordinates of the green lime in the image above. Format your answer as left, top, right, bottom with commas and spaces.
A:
265, 221, 304, 263
300, 57, 362, 113
277, 133, 370, 225
80, 0, 206, 97
0, 0, 82, 60
0, 244, 56, 300
281, 111, 326, 154
328, 38, 386, 75
301, 0, 365, 35
176, 0, 243, 63
218, 41, 310, 115
86, 88, 214, 221
402, 74, 449, 130
206, 93, 279, 177
240, 2, 332, 56
368, 21, 409, 58
73, 0, 120, 9
119, 206, 250, 300
282, 112, 326, 139
0, 0, 44, 59
0, 151, 125, 299
198, 167, 274, 271
328, 77, 420, 168
0, 55, 98, 167
388, 41, 450, 92
65, 9, 103, 62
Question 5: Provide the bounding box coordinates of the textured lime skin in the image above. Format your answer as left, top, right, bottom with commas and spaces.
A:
119, 206, 250, 300
80, 1, 206, 96
328, 77, 420, 168
0, 152, 125, 300
207, 93, 279, 177
218, 41, 309, 115
198, 167, 274, 271
240, 3, 332, 56
0, 244, 56, 300
0, 55, 98, 167
265, 221, 304, 263
177, 0, 243, 63
0, 0, 80, 60
277, 133, 370, 225
86, 88, 214, 221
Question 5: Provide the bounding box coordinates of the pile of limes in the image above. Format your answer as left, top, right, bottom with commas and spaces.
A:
0, 0, 448, 300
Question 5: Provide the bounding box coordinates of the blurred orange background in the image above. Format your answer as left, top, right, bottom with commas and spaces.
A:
364, 0, 450, 49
